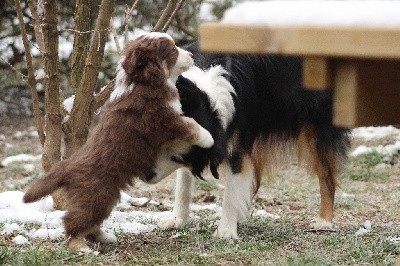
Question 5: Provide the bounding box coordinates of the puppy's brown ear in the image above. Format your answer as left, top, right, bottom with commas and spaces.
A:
122, 46, 165, 86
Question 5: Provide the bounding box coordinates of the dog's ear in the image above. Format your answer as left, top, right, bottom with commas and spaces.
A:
122, 46, 165, 86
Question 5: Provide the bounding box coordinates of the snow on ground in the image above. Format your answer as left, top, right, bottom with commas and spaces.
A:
1, 126, 399, 246
0, 154, 42, 167
222, 1, 400, 28
0, 191, 169, 243
351, 126, 400, 157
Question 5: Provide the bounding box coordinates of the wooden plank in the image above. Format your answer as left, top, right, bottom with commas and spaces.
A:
333, 60, 400, 127
333, 62, 358, 127
302, 57, 332, 90
199, 23, 400, 59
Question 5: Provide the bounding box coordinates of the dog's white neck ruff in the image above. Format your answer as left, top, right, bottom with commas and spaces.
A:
182, 66, 236, 129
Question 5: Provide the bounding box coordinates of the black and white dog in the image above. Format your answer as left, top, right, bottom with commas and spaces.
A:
160, 43, 350, 239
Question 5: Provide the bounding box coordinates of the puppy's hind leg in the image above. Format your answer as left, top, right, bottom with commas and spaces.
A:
214, 156, 255, 239
64, 199, 117, 252
159, 168, 195, 229
86, 225, 117, 244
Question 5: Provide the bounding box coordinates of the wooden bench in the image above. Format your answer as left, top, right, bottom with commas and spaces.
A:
198, 1, 400, 127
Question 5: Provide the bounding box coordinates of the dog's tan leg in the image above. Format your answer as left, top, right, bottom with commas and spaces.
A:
300, 128, 338, 230
312, 151, 337, 229
159, 168, 195, 229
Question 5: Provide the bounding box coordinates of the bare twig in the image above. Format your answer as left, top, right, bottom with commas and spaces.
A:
161, 0, 185, 32
124, 0, 141, 43
153, 0, 182, 32
27, 0, 44, 52
91, 78, 115, 113
0, 57, 28, 80
15, 0, 45, 146
110, 18, 121, 55
175, 11, 196, 38
61, 27, 112, 34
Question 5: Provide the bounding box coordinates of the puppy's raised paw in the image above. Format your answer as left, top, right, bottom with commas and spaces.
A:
196, 127, 214, 148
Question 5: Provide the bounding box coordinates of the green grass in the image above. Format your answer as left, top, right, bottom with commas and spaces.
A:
3, 217, 394, 266
342, 151, 390, 181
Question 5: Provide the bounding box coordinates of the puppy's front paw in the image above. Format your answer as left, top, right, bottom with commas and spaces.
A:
196, 127, 214, 148
158, 216, 189, 229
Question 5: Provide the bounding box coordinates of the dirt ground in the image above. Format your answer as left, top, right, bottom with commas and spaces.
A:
1, 116, 399, 265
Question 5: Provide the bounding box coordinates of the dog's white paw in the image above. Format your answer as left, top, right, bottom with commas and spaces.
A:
94, 231, 118, 244
197, 127, 214, 148
213, 228, 240, 240
158, 217, 189, 229
310, 217, 334, 230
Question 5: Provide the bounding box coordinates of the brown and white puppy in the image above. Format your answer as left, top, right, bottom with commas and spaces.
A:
23, 32, 214, 252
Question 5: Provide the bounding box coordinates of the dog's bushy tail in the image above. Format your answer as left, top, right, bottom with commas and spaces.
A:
23, 161, 67, 203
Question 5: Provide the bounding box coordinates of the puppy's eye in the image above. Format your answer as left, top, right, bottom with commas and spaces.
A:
172, 46, 177, 51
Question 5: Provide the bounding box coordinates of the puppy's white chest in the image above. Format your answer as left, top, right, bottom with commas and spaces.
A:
168, 98, 183, 115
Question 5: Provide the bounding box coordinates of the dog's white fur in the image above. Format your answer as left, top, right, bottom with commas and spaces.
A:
159, 66, 248, 237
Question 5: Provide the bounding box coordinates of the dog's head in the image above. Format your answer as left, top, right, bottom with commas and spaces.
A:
121, 32, 193, 86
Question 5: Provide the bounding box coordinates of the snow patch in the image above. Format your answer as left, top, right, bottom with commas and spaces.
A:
12, 235, 30, 245
355, 220, 372, 236
1, 154, 42, 167
254, 210, 281, 220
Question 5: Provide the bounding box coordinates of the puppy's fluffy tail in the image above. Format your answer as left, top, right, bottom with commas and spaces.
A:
23, 161, 66, 203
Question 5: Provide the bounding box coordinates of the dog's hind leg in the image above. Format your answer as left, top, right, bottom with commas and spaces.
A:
159, 168, 195, 229
214, 155, 255, 239
299, 127, 339, 230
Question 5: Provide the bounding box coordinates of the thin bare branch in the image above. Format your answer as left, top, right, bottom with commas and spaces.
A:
61, 27, 112, 34
124, 0, 141, 43
109, 18, 121, 55
0, 57, 28, 80
153, 0, 186, 32
91, 79, 115, 113
176, 11, 196, 38
162, 0, 185, 32
14, 0, 45, 146
27, 0, 44, 52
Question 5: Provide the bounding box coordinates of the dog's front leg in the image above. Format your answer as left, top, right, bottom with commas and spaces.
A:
158, 168, 195, 229
214, 159, 254, 239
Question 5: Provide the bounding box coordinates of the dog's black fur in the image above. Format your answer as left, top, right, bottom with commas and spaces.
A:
177, 43, 350, 181
176, 75, 227, 179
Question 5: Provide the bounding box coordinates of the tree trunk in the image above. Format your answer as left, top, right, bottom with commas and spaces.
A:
64, 0, 115, 157
42, 0, 61, 173
70, 0, 91, 91
41, 0, 63, 209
